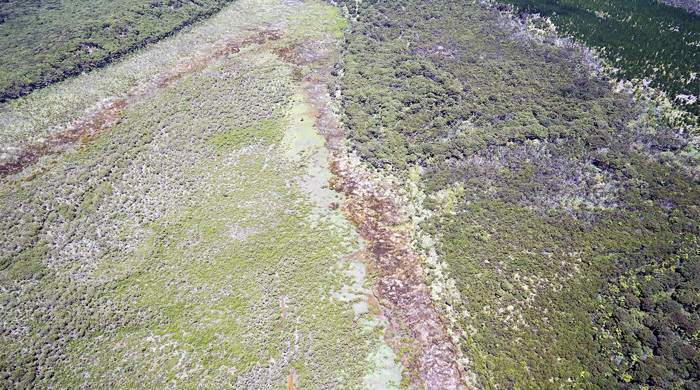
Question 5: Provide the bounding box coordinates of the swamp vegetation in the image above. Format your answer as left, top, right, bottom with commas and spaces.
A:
0, 1, 401, 388
0, 0, 698, 389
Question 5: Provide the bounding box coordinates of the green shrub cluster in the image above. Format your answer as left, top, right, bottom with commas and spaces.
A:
335, 0, 699, 388
0, 0, 235, 102
599, 239, 700, 387
339, 0, 657, 172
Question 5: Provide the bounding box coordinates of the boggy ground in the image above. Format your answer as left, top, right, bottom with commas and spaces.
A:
334, 159, 470, 390
278, 26, 472, 390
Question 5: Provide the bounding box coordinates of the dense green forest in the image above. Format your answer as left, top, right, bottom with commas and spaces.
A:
335, 0, 699, 388
0, 0, 235, 102
495, 0, 700, 119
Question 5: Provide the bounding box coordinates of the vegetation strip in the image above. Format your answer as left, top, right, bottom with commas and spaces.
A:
0, 0, 238, 102
275, 29, 471, 388
0, 29, 278, 178
333, 158, 470, 390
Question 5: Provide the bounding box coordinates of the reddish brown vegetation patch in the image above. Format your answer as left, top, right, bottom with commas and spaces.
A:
338, 167, 468, 390
365, 293, 383, 315
0, 97, 126, 177
286, 368, 296, 390
280, 295, 288, 322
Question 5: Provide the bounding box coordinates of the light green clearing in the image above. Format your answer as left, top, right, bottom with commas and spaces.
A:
365, 344, 404, 390
283, 89, 400, 390
0, 0, 401, 388
283, 95, 345, 225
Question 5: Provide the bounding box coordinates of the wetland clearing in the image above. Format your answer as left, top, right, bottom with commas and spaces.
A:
1, 0, 698, 389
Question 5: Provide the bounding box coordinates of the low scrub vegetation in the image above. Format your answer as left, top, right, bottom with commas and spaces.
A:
0, 1, 394, 388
